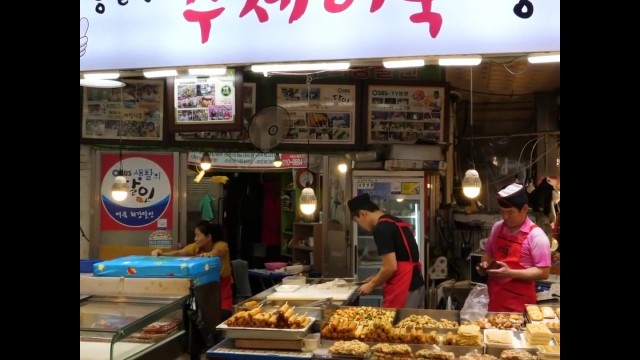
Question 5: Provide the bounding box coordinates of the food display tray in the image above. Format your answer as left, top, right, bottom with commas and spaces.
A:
321, 340, 482, 358
484, 330, 556, 357
523, 304, 560, 333
313, 348, 370, 359
470, 312, 527, 331
216, 316, 315, 340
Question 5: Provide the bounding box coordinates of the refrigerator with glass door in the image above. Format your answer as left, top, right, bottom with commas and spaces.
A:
351, 170, 426, 307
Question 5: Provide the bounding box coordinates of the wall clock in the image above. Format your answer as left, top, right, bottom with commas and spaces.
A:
296, 170, 315, 188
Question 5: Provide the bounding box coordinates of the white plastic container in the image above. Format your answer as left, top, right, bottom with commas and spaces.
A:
275, 284, 302, 292
282, 275, 306, 286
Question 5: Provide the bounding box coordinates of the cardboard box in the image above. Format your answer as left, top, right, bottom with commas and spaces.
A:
384, 159, 446, 171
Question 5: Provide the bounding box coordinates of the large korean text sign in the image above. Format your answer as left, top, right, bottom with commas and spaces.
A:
80, 0, 559, 71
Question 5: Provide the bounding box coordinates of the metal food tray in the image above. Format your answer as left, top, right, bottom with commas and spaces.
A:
323, 305, 398, 322
472, 312, 527, 331
216, 316, 316, 340
484, 330, 556, 357
320, 340, 483, 358
313, 348, 370, 359
523, 304, 560, 332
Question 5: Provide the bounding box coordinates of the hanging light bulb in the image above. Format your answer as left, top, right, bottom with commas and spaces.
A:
111, 148, 128, 202
200, 152, 212, 171
273, 154, 283, 168
462, 169, 481, 198
337, 161, 348, 173
299, 187, 317, 215
111, 174, 128, 201
462, 66, 481, 200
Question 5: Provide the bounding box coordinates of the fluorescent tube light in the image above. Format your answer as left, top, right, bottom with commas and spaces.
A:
143, 69, 178, 78
79, 79, 126, 88
188, 67, 227, 76
383, 59, 425, 69
83, 72, 120, 80
251, 62, 350, 73
528, 53, 560, 64
438, 56, 482, 66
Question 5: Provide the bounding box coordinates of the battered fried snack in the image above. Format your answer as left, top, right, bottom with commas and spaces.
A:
500, 349, 535, 360
459, 354, 498, 360
414, 348, 455, 360
456, 324, 483, 346
540, 306, 556, 319
485, 329, 513, 345
328, 340, 370, 356
526, 305, 543, 321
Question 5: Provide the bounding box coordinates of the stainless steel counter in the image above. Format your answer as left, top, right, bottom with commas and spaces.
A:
235, 278, 360, 312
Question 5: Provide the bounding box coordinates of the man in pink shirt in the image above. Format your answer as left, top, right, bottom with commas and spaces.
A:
476, 183, 551, 312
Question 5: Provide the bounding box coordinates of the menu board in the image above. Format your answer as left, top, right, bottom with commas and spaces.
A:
277, 84, 356, 145
82, 79, 164, 141
367, 84, 444, 144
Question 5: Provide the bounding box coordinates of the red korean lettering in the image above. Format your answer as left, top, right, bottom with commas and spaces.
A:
370, 0, 384, 12
405, 0, 442, 38
183, 1, 226, 44
324, 0, 353, 13
244, 0, 309, 24
240, 0, 269, 22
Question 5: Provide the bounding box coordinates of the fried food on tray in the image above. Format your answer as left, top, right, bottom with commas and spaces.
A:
526, 305, 543, 321
540, 306, 556, 319
500, 349, 536, 360
328, 340, 370, 356
459, 354, 498, 360
414, 348, 455, 360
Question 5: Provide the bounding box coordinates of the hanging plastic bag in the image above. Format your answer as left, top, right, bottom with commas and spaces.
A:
460, 283, 489, 322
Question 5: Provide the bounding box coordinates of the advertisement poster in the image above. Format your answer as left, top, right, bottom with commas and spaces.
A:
277, 84, 356, 145
367, 85, 444, 144
82, 79, 164, 141
100, 153, 174, 230
174, 83, 254, 143
174, 72, 236, 125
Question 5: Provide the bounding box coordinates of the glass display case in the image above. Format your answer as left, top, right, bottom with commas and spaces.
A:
80, 295, 187, 360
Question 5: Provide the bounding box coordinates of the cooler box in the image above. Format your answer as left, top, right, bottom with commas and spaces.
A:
93, 255, 220, 286
80, 259, 102, 273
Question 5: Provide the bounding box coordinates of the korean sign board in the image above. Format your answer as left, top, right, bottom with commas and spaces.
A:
80, 0, 559, 71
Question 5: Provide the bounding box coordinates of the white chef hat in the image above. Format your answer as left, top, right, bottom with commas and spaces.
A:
497, 183, 528, 209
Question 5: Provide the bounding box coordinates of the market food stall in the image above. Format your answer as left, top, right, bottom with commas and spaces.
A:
207, 288, 560, 360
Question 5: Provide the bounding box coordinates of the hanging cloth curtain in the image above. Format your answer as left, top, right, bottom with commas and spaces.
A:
200, 193, 216, 221
261, 182, 281, 246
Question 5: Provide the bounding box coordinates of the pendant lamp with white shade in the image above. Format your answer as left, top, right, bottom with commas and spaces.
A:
462, 66, 481, 199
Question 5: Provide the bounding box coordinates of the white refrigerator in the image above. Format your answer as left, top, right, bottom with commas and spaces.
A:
351, 170, 427, 307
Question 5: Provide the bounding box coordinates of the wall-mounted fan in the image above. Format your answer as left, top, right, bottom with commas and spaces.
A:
248, 105, 290, 152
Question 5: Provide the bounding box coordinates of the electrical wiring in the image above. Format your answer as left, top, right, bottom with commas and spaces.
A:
80, 225, 90, 243
487, 140, 559, 186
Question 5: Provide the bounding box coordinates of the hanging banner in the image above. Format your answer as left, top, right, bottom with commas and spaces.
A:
188, 152, 307, 169
100, 153, 174, 230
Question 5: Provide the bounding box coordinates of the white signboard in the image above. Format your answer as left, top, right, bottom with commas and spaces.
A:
80, 0, 560, 71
